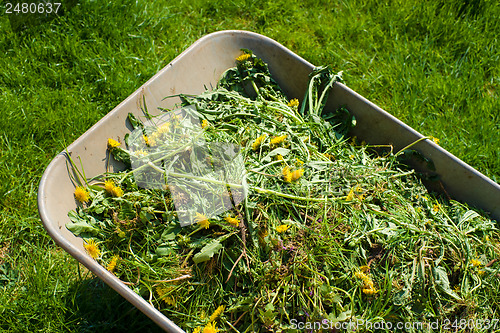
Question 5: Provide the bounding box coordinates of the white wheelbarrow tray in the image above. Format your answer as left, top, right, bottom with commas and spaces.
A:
38, 30, 500, 332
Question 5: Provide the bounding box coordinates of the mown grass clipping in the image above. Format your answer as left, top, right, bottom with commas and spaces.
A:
66, 50, 500, 332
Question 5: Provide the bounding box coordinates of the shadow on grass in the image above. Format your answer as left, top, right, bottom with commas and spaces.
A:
65, 276, 165, 333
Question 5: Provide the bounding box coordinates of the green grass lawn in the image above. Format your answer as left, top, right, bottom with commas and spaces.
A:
0, 0, 498, 332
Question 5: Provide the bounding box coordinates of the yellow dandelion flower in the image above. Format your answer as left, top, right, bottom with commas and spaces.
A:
470, 259, 481, 267
362, 287, 378, 295
360, 265, 370, 273
430, 136, 440, 144
107, 255, 119, 272
478, 270, 486, 276
275, 154, 283, 161
282, 166, 292, 182
83, 239, 101, 259
224, 216, 240, 227
346, 188, 355, 201
195, 213, 210, 229
156, 285, 167, 298
156, 286, 176, 305
270, 134, 287, 146
276, 224, 290, 233
363, 278, 375, 289
259, 228, 269, 240
208, 305, 224, 323
432, 204, 440, 212
164, 296, 176, 306
157, 122, 170, 134
134, 149, 148, 157
324, 152, 335, 161
355, 270, 377, 295
236, 53, 251, 62
349, 154, 355, 160
170, 113, 180, 123
116, 227, 126, 238
252, 134, 266, 151
290, 168, 304, 181
201, 119, 209, 129
296, 158, 304, 165
104, 180, 115, 194
74, 186, 90, 203
354, 271, 369, 280
111, 186, 124, 197
287, 98, 299, 108
203, 322, 219, 333
193, 328, 202, 333
143, 135, 155, 146
107, 138, 121, 149
150, 131, 160, 143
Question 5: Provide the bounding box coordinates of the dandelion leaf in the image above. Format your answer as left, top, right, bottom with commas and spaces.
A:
109, 147, 131, 167
261, 148, 290, 163
66, 221, 99, 236
66, 210, 99, 236
161, 224, 181, 241
458, 209, 480, 225
127, 112, 144, 130
393, 289, 411, 306
327, 310, 352, 322
156, 246, 175, 257
193, 239, 223, 264
432, 266, 461, 300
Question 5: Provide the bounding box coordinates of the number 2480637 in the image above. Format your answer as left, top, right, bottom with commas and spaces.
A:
5, 3, 61, 14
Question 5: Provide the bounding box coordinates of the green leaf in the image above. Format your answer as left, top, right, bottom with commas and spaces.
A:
393, 289, 411, 306
334, 310, 352, 322
458, 210, 480, 225
193, 239, 223, 264
68, 210, 81, 223
161, 224, 182, 241
110, 147, 131, 167
432, 266, 461, 300
261, 148, 290, 163
66, 221, 99, 236
261, 304, 276, 321
128, 113, 144, 130
264, 303, 275, 312
156, 246, 175, 256
139, 210, 154, 223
